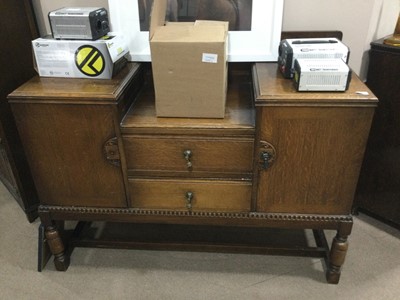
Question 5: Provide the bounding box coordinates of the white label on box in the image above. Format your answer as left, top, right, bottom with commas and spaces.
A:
202, 53, 218, 63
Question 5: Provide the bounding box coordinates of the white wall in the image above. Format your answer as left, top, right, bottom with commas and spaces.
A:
32, 0, 399, 80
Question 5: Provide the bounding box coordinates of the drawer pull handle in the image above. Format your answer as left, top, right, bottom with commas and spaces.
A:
183, 149, 193, 170
185, 191, 193, 211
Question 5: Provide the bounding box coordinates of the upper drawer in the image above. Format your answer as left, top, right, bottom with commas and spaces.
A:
123, 136, 254, 177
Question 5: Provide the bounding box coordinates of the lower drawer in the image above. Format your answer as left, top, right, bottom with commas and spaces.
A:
128, 178, 252, 212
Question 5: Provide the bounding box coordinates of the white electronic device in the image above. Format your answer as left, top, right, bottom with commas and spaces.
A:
293, 58, 351, 92
49, 7, 109, 40
278, 38, 350, 78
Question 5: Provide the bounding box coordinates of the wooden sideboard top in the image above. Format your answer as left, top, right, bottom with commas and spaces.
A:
253, 63, 378, 106
8, 63, 141, 104
121, 70, 255, 136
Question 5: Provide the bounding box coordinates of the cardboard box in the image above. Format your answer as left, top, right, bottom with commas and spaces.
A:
31, 35, 128, 79
150, 0, 228, 118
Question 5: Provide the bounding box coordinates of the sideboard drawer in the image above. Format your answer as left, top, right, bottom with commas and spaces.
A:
123, 136, 254, 175
128, 178, 252, 212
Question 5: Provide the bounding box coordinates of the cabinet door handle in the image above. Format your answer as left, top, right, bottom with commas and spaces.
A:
259, 141, 276, 170
261, 151, 271, 169
185, 191, 193, 211
183, 149, 193, 170
104, 137, 121, 167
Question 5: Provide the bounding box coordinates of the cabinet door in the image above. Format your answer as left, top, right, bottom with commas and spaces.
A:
11, 103, 127, 208
255, 106, 374, 215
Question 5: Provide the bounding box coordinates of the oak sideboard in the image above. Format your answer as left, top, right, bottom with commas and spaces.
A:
8, 62, 377, 283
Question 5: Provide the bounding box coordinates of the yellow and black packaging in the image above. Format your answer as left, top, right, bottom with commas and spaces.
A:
31, 35, 128, 79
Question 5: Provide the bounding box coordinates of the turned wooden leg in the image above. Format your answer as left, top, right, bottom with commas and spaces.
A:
326, 233, 349, 284
45, 225, 70, 271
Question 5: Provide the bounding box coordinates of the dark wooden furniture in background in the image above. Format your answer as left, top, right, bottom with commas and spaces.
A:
281, 30, 343, 41
0, 0, 39, 222
8, 61, 377, 283
355, 37, 400, 228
